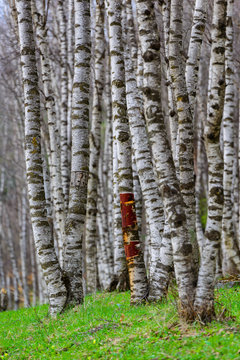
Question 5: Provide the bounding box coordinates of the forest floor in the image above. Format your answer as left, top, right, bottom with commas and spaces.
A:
0, 288, 240, 359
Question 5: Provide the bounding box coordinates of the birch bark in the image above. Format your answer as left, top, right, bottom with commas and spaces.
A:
106, 0, 148, 304
169, 0, 198, 270
112, 131, 129, 291
32, 2, 65, 265
194, 0, 226, 322
0, 135, 6, 292
185, 0, 207, 114
0, 243, 4, 291
124, 27, 166, 299
29, 231, 38, 306
135, 0, 195, 318
63, 0, 91, 305
67, 0, 74, 167
222, 0, 240, 275
57, 0, 69, 205
132, 157, 143, 235
85, 0, 104, 293
160, 0, 178, 167
6, 275, 12, 310
19, 188, 30, 307
97, 162, 112, 289
104, 65, 115, 279
5, 219, 22, 310
16, 0, 67, 315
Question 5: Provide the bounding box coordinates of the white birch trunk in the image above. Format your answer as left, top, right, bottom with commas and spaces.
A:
124, 28, 166, 300
97, 165, 112, 289
160, 0, 178, 168
57, 0, 69, 205
63, 0, 91, 305
106, 0, 148, 304
169, 0, 198, 270
5, 220, 22, 310
105, 83, 114, 261
0, 242, 4, 291
6, 275, 12, 310
132, 156, 143, 235
185, 0, 207, 114
67, 0, 74, 169
194, 0, 226, 322
135, 0, 195, 318
16, 0, 67, 315
85, 0, 105, 293
32, 2, 66, 265
19, 188, 30, 307
0, 150, 6, 292
29, 231, 38, 306
112, 133, 129, 291
222, 0, 240, 275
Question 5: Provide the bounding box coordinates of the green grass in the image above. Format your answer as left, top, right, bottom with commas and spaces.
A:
1, 288, 240, 359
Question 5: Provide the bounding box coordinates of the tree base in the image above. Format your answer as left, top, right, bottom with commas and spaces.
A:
194, 303, 215, 323
107, 271, 130, 292
0, 289, 8, 312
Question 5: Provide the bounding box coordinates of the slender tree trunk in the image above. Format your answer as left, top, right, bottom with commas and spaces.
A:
123, 20, 166, 299
6, 275, 12, 310
195, 105, 205, 255
111, 129, 129, 291
185, 0, 207, 114
29, 231, 38, 306
85, 0, 105, 293
16, 0, 67, 315
222, 0, 240, 275
5, 221, 22, 310
32, 2, 66, 265
0, 165, 6, 292
57, 0, 69, 205
135, 0, 195, 318
132, 156, 143, 236
160, 0, 178, 168
19, 188, 30, 307
194, 0, 226, 322
97, 165, 112, 289
105, 80, 114, 267
0, 242, 4, 291
106, 0, 148, 303
169, 0, 198, 272
63, 0, 91, 305
67, 0, 74, 169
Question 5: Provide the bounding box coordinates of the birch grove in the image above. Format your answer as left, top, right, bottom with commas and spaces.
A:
0, 0, 240, 324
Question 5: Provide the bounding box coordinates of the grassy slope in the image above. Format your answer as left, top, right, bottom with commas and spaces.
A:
0, 289, 240, 360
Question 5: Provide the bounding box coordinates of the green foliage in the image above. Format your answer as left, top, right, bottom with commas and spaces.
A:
0, 289, 240, 359
199, 197, 208, 230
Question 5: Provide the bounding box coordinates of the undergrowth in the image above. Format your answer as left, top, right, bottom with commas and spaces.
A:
0, 288, 240, 359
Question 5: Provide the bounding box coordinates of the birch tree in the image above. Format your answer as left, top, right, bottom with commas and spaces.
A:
16, 0, 67, 315
19, 188, 30, 307
135, 0, 195, 318
194, 0, 226, 322
123, 1, 165, 300
221, 0, 240, 275
85, 0, 105, 293
57, 0, 69, 204
159, 0, 178, 167
32, 1, 66, 265
63, 0, 91, 305
169, 0, 198, 272
185, 0, 207, 114
106, 0, 148, 304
